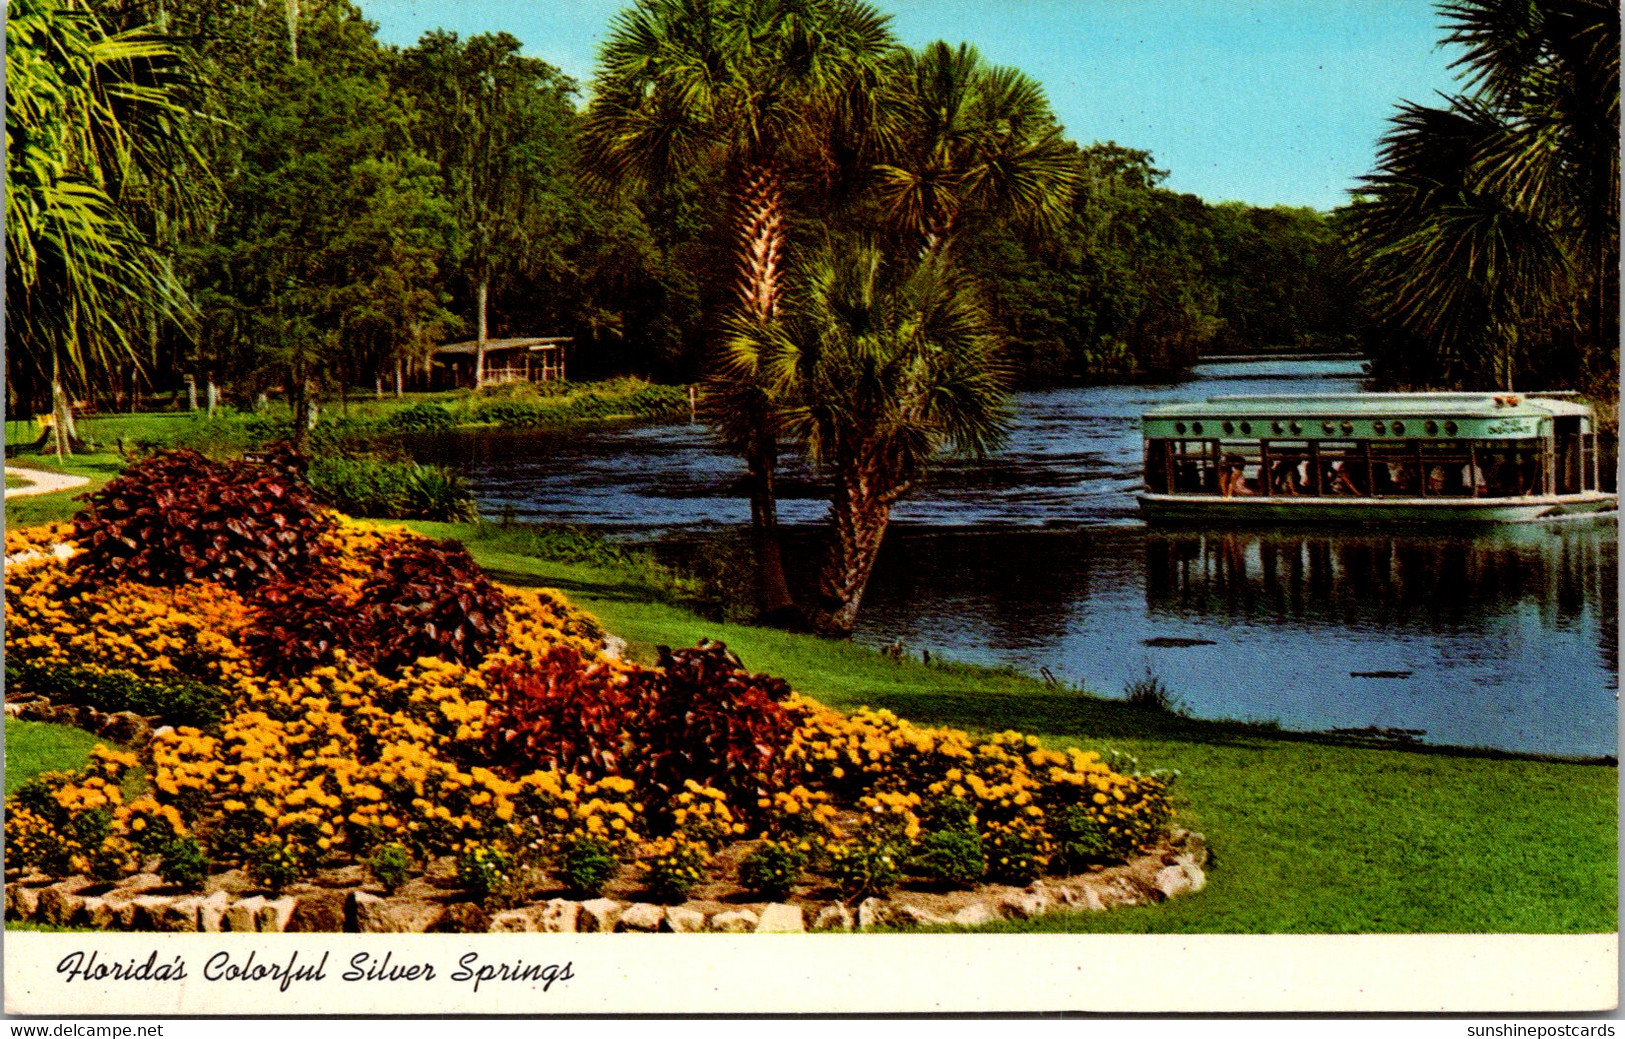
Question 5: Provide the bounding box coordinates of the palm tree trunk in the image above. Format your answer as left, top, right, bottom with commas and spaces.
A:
745, 434, 800, 625
475, 277, 489, 388
732, 163, 799, 623
51, 352, 72, 461
816, 461, 896, 637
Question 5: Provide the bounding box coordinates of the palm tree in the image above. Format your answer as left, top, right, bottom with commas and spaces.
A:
726, 242, 1009, 635
873, 41, 1081, 258
580, 0, 895, 623
1346, 0, 1618, 392
6, 0, 194, 454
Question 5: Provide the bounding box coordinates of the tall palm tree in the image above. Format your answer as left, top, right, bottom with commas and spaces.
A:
726, 242, 1009, 635
873, 41, 1081, 258
6, 0, 194, 453
580, 0, 895, 623
1347, 0, 1618, 392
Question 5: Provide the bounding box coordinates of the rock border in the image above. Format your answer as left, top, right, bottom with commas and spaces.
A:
4, 832, 1207, 934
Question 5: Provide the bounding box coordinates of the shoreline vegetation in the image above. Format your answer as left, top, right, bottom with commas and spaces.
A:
5, 450, 1616, 935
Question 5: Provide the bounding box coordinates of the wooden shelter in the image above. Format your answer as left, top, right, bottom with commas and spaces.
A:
431, 337, 571, 389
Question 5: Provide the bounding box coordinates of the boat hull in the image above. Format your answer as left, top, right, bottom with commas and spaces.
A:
1137, 491, 1619, 524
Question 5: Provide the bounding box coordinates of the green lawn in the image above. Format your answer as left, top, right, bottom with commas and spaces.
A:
4, 719, 113, 796
410, 519, 1620, 934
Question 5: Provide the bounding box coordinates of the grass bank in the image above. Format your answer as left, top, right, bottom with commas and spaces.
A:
409, 519, 1619, 934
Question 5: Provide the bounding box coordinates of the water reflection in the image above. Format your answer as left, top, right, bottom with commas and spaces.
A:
1144, 525, 1615, 635
843, 522, 1618, 757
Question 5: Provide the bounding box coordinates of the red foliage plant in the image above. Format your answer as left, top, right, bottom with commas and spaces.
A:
244, 536, 509, 679
630, 640, 796, 811
357, 537, 509, 675
483, 638, 797, 820
482, 647, 650, 780
72, 449, 331, 592
243, 572, 360, 679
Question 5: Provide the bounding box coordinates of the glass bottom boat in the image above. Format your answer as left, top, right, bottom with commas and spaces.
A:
1137, 391, 1618, 524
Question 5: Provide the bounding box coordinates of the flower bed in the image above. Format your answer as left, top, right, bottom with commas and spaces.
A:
3, 451, 1194, 931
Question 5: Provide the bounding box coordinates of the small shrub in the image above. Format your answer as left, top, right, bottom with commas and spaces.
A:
984, 824, 1046, 885
72, 449, 332, 592
558, 835, 618, 897
306, 455, 477, 523
455, 842, 513, 900
738, 840, 806, 900
1124, 666, 1183, 714
367, 843, 413, 894
639, 837, 710, 903
826, 836, 904, 901
157, 836, 209, 890
384, 402, 456, 432
247, 836, 309, 894
1048, 805, 1113, 873
910, 827, 986, 887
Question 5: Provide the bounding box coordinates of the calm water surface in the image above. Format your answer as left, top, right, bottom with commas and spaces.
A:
415, 361, 1620, 758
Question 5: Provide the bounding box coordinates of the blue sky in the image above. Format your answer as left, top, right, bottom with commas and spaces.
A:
356, 0, 1466, 211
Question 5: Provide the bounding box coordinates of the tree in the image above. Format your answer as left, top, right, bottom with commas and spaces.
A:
5, 0, 195, 452
725, 243, 1009, 634
872, 41, 1080, 258
396, 31, 578, 386
581, 0, 896, 623
1346, 0, 1618, 392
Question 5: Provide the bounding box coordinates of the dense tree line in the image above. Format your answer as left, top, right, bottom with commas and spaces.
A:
7, 0, 1368, 430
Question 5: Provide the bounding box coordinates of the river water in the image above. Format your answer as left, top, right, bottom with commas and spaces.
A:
414, 360, 1620, 758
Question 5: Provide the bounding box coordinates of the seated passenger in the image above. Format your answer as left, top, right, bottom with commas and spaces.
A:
1269, 460, 1300, 495
1327, 461, 1361, 495
1219, 455, 1251, 497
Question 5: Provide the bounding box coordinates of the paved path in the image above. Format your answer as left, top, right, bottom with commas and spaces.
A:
5, 466, 90, 499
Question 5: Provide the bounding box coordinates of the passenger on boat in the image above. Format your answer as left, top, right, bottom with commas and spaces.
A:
1268, 459, 1300, 495
1326, 460, 1361, 496
1219, 455, 1252, 497
1387, 461, 1418, 494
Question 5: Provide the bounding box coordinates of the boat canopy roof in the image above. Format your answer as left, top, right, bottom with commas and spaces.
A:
1142, 392, 1595, 441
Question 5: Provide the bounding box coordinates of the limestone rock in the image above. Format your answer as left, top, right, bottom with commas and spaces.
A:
1178, 832, 1208, 868
224, 895, 266, 932
260, 895, 298, 932
811, 903, 853, 932
153, 895, 203, 932
489, 908, 540, 933
538, 899, 581, 933
576, 898, 626, 933
662, 906, 706, 933
354, 893, 445, 934
101, 712, 152, 746
128, 895, 175, 930
288, 889, 350, 933
615, 903, 664, 932
1153, 865, 1192, 899
435, 903, 491, 933
889, 903, 948, 928
997, 891, 1053, 921
80, 897, 120, 930
950, 902, 997, 927
856, 897, 900, 930
6, 882, 43, 921
198, 891, 233, 933
708, 909, 758, 933
37, 878, 95, 927
754, 903, 805, 933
